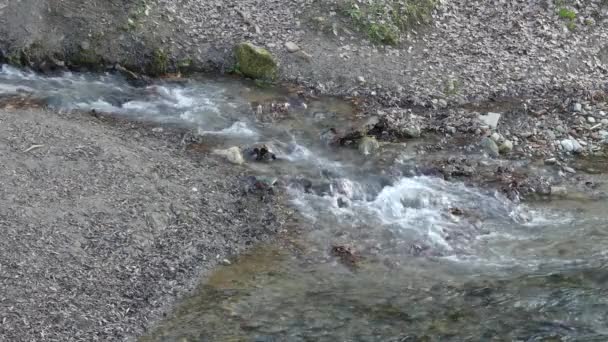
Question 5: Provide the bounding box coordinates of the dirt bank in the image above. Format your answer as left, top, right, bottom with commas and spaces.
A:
0, 107, 290, 341
2, 0, 608, 100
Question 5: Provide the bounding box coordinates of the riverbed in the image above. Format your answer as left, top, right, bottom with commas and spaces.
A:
1, 65, 607, 341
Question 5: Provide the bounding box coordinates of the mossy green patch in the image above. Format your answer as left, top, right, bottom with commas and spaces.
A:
148, 48, 168, 76
234, 42, 278, 81
342, 0, 437, 46
70, 48, 103, 70
558, 8, 576, 20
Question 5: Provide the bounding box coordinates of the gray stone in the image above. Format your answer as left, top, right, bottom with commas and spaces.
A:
358, 136, 380, 155
588, 116, 596, 123
544, 158, 557, 165
437, 99, 448, 108
599, 130, 608, 143
563, 166, 577, 174
481, 137, 500, 157
572, 103, 582, 112
403, 125, 421, 138
213, 147, 245, 165
478, 112, 501, 129
285, 41, 300, 53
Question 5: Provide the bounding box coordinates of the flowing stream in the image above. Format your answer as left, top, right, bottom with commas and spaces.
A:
1, 65, 608, 341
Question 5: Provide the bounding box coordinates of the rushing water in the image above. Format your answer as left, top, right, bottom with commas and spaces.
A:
1, 65, 608, 341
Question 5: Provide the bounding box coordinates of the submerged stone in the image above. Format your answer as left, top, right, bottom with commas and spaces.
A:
235, 42, 278, 80
358, 136, 380, 155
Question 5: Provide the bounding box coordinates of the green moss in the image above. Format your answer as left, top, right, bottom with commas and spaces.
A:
443, 78, 460, 95
71, 48, 103, 69
558, 8, 576, 20
368, 22, 400, 45
566, 20, 577, 31
6, 52, 22, 66
148, 48, 168, 76
234, 42, 278, 81
342, 0, 437, 46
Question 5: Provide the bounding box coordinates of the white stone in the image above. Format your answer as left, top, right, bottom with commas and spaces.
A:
588, 116, 596, 123
478, 112, 501, 129
490, 132, 502, 143
499, 140, 513, 153
560, 139, 574, 152
212, 147, 244, 165
285, 41, 300, 53
560, 139, 583, 153
572, 103, 582, 112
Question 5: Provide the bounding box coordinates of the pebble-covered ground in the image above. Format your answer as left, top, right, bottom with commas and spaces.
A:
0, 108, 289, 341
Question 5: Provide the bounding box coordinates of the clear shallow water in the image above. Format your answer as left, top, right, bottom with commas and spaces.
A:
1, 65, 607, 341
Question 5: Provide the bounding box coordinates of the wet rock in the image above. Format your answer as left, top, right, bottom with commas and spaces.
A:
358, 136, 380, 155
337, 197, 349, 208
499, 140, 513, 154
245, 145, 277, 162
331, 245, 361, 268
320, 128, 339, 145
481, 137, 499, 157
234, 42, 278, 80
478, 112, 501, 129
551, 186, 568, 197
213, 147, 244, 165
403, 125, 421, 138
244, 176, 278, 197
449, 207, 464, 216
291, 178, 313, 193
284, 41, 300, 53
332, 178, 356, 198
544, 158, 557, 165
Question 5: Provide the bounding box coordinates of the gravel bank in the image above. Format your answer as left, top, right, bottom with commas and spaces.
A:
0, 108, 289, 341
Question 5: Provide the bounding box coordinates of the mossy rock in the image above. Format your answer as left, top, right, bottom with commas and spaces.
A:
147, 49, 169, 76
234, 42, 278, 81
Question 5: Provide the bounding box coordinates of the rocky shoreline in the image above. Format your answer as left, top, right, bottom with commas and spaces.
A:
0, 107, 293, 341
